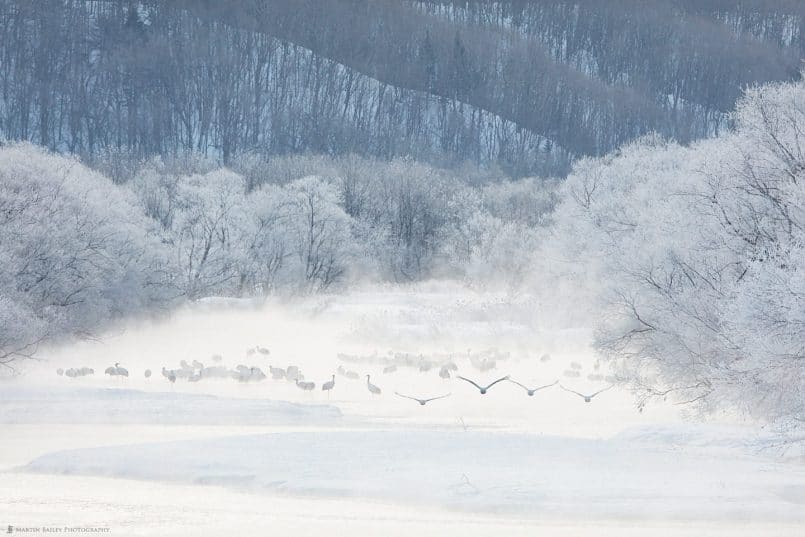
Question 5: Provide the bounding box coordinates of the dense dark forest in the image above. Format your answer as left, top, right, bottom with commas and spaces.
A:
0, 0, 802, 176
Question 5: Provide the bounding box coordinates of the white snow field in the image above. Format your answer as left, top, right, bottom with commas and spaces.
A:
2, 283, 804, 536
19, 427, 805, 519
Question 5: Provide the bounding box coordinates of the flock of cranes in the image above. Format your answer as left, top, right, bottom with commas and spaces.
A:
54, 345, 615, 406
56, 367, 94, 378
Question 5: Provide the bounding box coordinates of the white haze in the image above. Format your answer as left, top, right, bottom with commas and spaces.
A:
16, 281, 686, 436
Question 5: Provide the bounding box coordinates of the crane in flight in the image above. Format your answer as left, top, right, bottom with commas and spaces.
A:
394, 392, 451, 406
507, 379, 558, 397
456, 375, 509, 395
560, 384, 613, 403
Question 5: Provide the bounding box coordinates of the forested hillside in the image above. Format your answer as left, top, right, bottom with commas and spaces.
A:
0, 0, 802, 175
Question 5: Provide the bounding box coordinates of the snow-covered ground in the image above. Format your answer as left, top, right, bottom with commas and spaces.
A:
20, 426, 805, 520
2, 283, 804, 535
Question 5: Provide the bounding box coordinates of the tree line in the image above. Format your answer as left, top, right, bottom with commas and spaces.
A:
0, 142, 556, 371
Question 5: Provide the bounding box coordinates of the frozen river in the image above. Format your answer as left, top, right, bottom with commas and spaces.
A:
2, 284, 804, 536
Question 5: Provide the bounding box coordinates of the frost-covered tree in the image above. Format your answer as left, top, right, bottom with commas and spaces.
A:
0, 144, 173, 370
129, 160, 181, 230
442, 212, 542, 287
373, 160, 453, 281
170, 169, 247, 299
284, 176, 354, 291
235, 184, 293, 295
549, 79, 805, 427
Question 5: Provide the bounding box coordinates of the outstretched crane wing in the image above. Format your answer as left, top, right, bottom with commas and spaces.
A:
484, 376, 511, 390
533, 380, 559, 392
423, 393, 451, 403
560, 384, 587, 398
457, 376, 483, 390
506, 378, 530, 391
590, 385, 614, 398
395, 392, 422, 403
